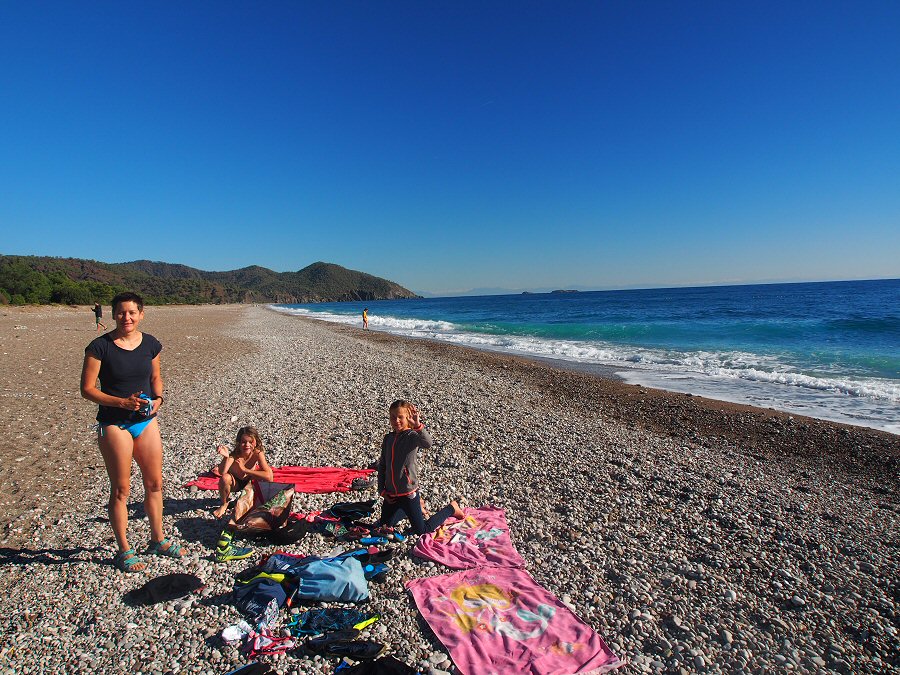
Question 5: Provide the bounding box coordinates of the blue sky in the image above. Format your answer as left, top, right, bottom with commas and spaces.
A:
2, 2, 898, 296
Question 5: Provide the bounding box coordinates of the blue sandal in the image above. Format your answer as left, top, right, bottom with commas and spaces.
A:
147, 537, 184, 559
114, 548, 146, 573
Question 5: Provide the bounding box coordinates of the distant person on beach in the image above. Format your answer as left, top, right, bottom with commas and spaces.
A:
92, 302, 106, 332
80, 291, 184, 572
363, 308, 369, 330
212, 425, 274, 518
375, 399, 464, 534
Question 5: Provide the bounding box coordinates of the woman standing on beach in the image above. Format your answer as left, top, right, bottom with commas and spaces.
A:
80, 292, 184, 572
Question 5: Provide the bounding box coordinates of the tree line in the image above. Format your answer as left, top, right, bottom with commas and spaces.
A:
0, 255, 417, 306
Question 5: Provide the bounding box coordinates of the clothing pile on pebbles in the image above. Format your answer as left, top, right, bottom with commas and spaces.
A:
0, 304, 897, 675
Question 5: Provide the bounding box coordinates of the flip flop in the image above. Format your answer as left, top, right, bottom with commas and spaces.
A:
114, 548, 146, 573
364, 563, 389, 583
348, 546, 396, 565
147, 536, 184, 559
359, 536, 388, 546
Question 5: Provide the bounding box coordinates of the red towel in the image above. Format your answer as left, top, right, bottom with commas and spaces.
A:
184, 466, 374, 494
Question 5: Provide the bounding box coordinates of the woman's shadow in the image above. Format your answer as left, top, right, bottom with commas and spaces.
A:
0, 545, 107, 567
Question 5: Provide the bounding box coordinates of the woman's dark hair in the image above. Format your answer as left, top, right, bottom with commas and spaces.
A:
111, 291, 145, 313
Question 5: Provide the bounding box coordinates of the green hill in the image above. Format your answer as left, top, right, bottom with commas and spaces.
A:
0, 255, 418, 306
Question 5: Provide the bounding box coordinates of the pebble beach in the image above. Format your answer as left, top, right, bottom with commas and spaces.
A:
0, 303, 897, 675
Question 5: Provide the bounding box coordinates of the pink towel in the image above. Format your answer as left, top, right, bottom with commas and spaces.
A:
407, 567, 623, 675
414, 506, 525, 569
184, 466, 374, 494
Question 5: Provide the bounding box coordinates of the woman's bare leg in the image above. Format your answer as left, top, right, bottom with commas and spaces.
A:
99, 425, 143, 568
132, 418, 165, 544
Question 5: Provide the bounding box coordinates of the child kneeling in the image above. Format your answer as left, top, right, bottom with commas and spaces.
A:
376, 400, 463, 534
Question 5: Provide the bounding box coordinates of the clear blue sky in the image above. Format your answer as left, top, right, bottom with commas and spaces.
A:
2, 2, 898, 296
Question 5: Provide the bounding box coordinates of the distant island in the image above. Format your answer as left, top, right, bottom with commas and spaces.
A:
0, 255, 418, 306
551, 289, 579, 294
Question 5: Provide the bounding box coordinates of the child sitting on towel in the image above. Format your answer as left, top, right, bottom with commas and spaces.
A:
376, 400, 464, 534
213, 425, 274, 518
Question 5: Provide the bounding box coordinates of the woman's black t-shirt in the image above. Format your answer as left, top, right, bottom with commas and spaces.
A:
85, 332, 162, 424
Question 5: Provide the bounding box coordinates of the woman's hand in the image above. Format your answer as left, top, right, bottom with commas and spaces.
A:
216, 444, 230, 459
120, 392, 145, 411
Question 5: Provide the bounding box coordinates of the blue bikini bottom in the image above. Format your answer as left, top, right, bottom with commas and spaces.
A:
100, 416, 155, 439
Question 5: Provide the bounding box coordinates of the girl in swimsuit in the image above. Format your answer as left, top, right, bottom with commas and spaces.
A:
80, 292, 185, 572
213, 425, 274, 518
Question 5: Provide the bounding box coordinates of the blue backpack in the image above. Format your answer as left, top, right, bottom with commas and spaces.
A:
293, 554, 369, 602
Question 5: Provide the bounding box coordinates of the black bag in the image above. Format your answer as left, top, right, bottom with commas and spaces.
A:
124, 573, 204, 605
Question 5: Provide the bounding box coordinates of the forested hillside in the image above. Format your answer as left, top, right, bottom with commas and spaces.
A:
0, 255, 418, 305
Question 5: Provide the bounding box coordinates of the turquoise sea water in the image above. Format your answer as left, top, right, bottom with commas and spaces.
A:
275, 279, 900, 434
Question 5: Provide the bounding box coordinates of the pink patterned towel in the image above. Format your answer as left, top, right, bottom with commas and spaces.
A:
406, 567, 623, 675
413, 506, 525, 569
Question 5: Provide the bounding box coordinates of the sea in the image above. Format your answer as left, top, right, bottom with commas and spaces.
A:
274, 279, 900, 435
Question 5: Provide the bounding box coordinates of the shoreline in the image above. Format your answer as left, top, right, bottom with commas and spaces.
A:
1, 304, 897, 674
271, 305, 899, 437
284, 309, 899, 481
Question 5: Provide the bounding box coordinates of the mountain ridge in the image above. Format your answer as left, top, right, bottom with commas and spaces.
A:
0, 255, 418, 305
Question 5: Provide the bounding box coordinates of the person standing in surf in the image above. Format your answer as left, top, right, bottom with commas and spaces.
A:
363, 308, 369, 330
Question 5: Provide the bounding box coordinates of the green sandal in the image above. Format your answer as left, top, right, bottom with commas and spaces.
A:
147, 536, 184, 559
114, 548, 146, 573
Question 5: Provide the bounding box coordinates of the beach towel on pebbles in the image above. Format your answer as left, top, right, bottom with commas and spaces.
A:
413, 506, 525, 569
184, 466, 375, 494
406, 567, 623, 675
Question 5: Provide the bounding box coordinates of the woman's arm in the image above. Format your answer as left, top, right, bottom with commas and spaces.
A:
80, 354, 144, 411
148, 354, 164, 415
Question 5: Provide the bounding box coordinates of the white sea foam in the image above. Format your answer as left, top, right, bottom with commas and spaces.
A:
273, 306, 456, 333
272, 305, 900, 433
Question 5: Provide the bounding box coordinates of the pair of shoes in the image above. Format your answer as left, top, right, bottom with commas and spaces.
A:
147, 536, 184, 559
114, 547, 146, 573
